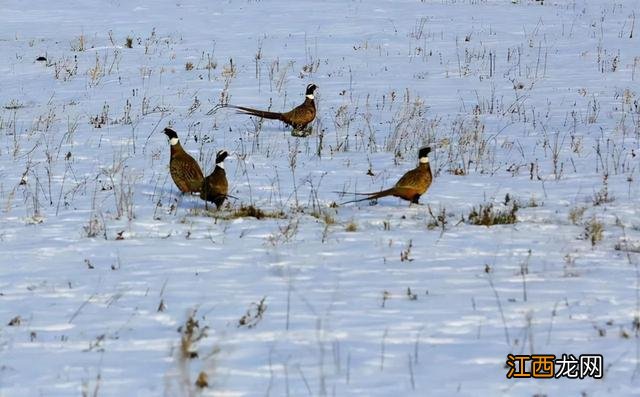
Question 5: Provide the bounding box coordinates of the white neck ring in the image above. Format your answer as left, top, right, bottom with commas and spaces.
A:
306, 94, 314, 99
169, 138, 179, 146
420, 157, 429, 163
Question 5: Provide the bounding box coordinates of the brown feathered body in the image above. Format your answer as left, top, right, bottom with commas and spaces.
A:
344, 161, 432, 205
228, 98, 316, 130
220, 84, 318, 130
200, 166, 228, 209
168, 142, 204, 194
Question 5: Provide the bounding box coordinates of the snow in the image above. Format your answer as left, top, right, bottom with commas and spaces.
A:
1, 0, 640, 395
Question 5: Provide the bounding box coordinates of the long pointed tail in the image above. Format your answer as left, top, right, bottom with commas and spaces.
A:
225, 105, 283, 121
207, 104, 284, 120
340, 188, 397, 205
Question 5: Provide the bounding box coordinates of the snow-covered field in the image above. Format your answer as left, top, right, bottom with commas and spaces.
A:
1, 0, 640, 395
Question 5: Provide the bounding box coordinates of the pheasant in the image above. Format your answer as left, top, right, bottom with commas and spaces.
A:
200, 150, 229, 209
212, 84, 317, 130
342, 147, 433, 205
163, 128, 204, 194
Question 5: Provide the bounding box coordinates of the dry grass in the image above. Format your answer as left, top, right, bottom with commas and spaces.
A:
71, 34, 86, 52
238, 297, 267, 328
467, 202, 518, 226
196, 204, 287, 221
583, 217, 604, 246
593, 175, 614, 206
345, 220, 358, 232
169, 310, 219, 396
310, 209, 336, 225
568, 206, 587, 225
178, 313, 208, 360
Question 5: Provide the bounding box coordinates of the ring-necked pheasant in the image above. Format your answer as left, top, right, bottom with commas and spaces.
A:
342, 147, 433, 205
200, 150, 229, 209
211, 84, 317, 130
163, 127, 204, 194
